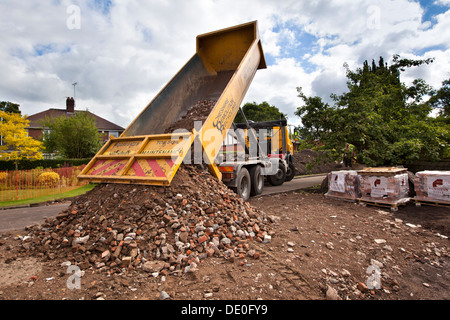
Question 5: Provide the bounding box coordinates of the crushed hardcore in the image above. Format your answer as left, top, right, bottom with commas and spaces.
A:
164, 100, 217, 133
20, 165, 274, 276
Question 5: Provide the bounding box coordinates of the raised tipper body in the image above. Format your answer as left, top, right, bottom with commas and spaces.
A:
78, 21, 267, 186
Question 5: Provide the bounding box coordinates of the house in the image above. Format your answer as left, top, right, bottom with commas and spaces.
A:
27, 97, 125, 143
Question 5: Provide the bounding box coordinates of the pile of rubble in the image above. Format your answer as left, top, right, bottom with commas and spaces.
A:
164, 100, 217, 133
292, 149, 342, 175
18, 99, 274, 276
21, 165, 273, 276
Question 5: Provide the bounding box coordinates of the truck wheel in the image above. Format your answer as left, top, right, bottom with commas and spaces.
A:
268, 162, 286, 186
249, 165, 264, 196
285, 162, 296, 182
236, 167, 251, 201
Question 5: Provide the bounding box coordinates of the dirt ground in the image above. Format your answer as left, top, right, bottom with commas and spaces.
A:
0, 184, 448, 301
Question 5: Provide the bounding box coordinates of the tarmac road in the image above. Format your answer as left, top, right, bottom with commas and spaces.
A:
0, 203, 70, 233
261, 174, 326, 196
0, 174, 326, 233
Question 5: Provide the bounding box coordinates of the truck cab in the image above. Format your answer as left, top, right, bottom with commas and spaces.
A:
217, 118, 296, 201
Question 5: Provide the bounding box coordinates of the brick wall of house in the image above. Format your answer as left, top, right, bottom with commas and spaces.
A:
27, 128, 42, 140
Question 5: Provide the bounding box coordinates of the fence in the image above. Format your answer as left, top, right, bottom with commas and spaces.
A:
0, 165, 88, 202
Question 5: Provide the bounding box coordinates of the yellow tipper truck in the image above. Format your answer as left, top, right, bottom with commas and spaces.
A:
79, 21, 288, 201
233, 118, 296, 184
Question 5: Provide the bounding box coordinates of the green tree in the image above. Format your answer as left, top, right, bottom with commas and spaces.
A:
428, 78, 450, 117
295, 88, 335, 141
0, 101, 21, 114
234, 101, 286, 123
295, 55, 448, 166
41, 110, 102, 159
428, 78, 450, 157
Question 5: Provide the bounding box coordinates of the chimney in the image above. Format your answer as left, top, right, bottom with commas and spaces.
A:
66, 97, 75, 113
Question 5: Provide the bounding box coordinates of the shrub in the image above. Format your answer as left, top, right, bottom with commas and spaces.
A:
38, 172, 60, 186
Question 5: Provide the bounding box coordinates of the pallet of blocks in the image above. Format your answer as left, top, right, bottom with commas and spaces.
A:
357, 167, 410, 211
325, 170, 361, 202
414, 171, 450, 207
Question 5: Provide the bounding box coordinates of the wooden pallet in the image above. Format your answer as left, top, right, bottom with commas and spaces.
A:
414, 198, 450, 208
357, 198, 410, 212
324, 193, 358, 203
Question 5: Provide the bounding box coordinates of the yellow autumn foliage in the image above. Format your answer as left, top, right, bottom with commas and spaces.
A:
0, 110, 43, 161
38, 172, 60, 186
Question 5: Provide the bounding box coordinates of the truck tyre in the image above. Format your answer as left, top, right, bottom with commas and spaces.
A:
267, 162, 286, 186
236, 167, 251, 201
249, 165, 264, 196
285, 162, 296, 182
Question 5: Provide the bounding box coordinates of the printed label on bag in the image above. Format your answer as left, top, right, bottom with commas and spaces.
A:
369, 176, 387, 197
330, 173, 345, 193
426, 176, 449, 201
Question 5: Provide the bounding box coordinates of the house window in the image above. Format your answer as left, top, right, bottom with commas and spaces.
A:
42, 129, 52, 140
109, 131, 119, 138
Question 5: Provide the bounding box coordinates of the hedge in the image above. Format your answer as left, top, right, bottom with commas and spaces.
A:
0, 158, 91, 170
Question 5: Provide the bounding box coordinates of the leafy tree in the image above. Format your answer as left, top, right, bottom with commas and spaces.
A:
295, 88, 335, 141
41, 110, 102, 159
428, 78, 450, 157
0, 111, 43, 170
295, 55, 448, 166
0, 101, 21, 114
428, 78, 450, 117
235, 101, 287, 123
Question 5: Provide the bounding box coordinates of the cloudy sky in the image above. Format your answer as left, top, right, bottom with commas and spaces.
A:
1, 0, 449, 128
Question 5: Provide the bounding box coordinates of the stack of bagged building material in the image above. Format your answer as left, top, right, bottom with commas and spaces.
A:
414, 170, 450, 206
357, 167, 410, 210
325, 170, 361, 201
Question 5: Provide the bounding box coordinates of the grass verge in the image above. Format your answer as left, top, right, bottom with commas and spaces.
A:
0, 183, 97, 208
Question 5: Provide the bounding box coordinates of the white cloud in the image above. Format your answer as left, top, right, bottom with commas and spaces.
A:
0, 0, 449, 130
401, 48, 450, 89
434, 0, 450, 6
247, 57, 318, 126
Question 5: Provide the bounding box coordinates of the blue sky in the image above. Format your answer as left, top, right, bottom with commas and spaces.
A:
0, 0, 449, 128
267, 21, 320, 71
420, 0, 448, 22
91, 0, 112, 15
